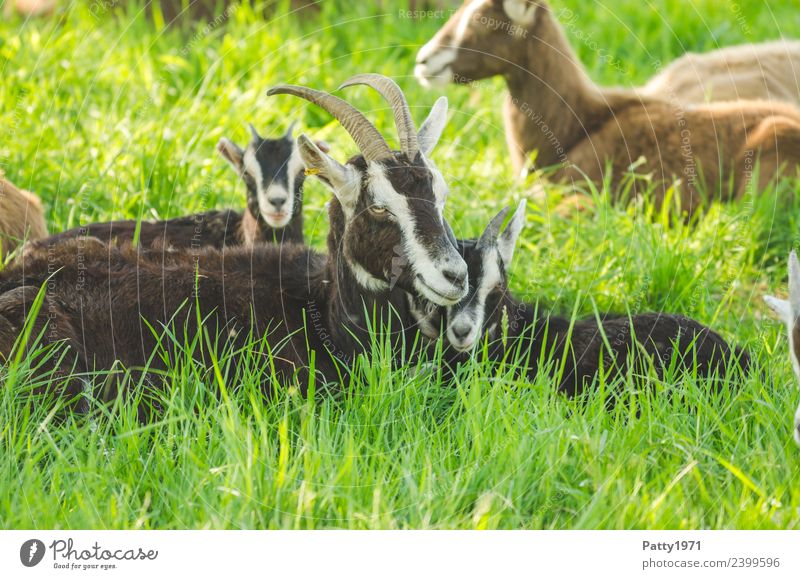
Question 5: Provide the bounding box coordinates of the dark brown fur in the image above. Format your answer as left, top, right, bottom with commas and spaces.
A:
0, 152, 455, 408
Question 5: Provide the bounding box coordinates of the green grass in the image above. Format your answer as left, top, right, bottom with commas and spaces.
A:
1, 0, 800, 529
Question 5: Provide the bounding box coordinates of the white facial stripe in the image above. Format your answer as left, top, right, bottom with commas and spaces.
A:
243, 148, 262, 185
456, 0, 491, 41
415, 0, 489, 85
424, 155, 449, 208
447, 247, 503, 348
366, 164, 465, 305
368, 164, 435, 281
287, 142, 305, 195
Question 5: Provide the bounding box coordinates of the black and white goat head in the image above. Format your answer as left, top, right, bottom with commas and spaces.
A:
445, 200, 527, 351
217, 122, 307, 234
764, 250, 800, 447
268, 74, 469, 311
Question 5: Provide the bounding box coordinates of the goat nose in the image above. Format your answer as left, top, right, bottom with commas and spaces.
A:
441, 267, 466, 288
451, 323, 472, 340
270, 197, 287, 210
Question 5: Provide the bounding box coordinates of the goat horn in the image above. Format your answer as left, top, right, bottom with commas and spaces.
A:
248, 123, 261, 141
338, 74, 419, 159
477, 206, 512, 250
267, 84, 393, 162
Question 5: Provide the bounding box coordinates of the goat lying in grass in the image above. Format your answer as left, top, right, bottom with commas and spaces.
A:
415, 0, 800, 212
0, 76, 468, 408
411, 201, 749, 395
642, 40, 800, 105
31, 123, 308, 251
763, 251, 800, 446
0, 174, 48, 259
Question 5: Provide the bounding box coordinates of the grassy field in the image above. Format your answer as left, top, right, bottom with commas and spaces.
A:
1, 0, 800, 529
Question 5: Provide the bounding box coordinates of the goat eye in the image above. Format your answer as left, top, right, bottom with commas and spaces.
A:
368, 205, 389, 217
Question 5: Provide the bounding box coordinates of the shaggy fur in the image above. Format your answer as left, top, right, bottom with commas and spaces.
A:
0, 89, 466, 409
0, 175, 48, 258
413, 205, 749, 395
415, 0, 800, 211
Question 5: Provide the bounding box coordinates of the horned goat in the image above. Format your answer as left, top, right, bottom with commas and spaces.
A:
0, 76, 467, 407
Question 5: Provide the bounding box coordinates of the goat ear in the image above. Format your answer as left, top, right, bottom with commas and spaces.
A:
418, 96, 448, 156
296, 134, 358, 205
503, 0, 541, 25
248, 123, 262, 142
498, 199, 526, 268
216, 138, 244, 173
764, 295, 791, 323
789, 250, 800, 318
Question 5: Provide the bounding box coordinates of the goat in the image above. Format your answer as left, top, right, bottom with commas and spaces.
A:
642, 40, 800, 105
0, 174, 48, 259
0, 75, 468, 406
31, 124, 307, 251
763, 251, 800, 446
415, 0, 800, 211
411, 201, 749, 396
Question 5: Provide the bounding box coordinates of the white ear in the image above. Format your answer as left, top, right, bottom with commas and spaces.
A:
498, 199, 526, 268
296, 134, 359, 207
765, 295, 792, 322
789, 250, 800, 317
503, 0, 540, 25
216, 138, 244, 173
418, 96, 448, 156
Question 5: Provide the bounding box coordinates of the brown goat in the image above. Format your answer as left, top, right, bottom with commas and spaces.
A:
415, 0, 800, 210
0, 77, 467, 408
643, 40, 800, 105
0, 174, 48, 258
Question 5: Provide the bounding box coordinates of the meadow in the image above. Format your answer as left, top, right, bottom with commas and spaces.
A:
1, 0, 799, 529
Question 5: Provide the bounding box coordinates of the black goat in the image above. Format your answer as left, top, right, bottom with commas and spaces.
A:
28, 123, 307, 252
412, 202, 749, 395
0, 76, 467, 406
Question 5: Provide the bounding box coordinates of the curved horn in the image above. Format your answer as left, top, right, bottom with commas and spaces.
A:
284, 120, 298, 138
267, 84, 392, 162
477, 206, 511, 250
248, 123, 261, 141
338, 73, 419, 159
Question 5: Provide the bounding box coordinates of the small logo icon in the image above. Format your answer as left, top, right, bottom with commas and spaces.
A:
20, 539, 45, 567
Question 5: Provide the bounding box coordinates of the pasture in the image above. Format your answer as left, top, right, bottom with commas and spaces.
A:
1, 0, 799, 529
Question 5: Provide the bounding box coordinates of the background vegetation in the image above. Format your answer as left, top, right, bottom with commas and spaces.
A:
0, 0, 799, 528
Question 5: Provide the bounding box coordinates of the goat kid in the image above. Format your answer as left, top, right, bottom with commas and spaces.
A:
0, 77, 467, 406
763, 251, 800, 446
0, 174, 48, 259
415, 0, 800, 212
412, 201, 748, 395
32, 123, 307, 251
